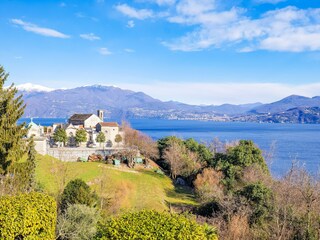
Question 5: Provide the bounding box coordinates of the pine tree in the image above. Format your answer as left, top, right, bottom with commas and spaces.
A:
0, 65, 28, 174
26, 137, 37, 191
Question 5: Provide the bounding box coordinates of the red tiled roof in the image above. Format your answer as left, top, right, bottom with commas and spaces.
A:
98, 122, 119, 127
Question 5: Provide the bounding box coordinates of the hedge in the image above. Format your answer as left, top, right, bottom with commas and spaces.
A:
0, 192, 57, 239
95, 210, 218, 240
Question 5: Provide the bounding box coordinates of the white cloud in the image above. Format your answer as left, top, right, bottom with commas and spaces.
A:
80, 33, 101, 41
254, 0, 287, 4
176, 0, 216, 16
127, 20, 135, 28
11, 19, 70, 38
115, 4, 153, 20
154, 0, 176, 6
99, 47, 112, 55
164, 6, 320, 52
124, 48, 135, 53
115, 82, 320, 105
75, 12, 86, 18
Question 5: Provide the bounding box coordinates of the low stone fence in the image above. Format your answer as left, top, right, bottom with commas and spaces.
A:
47, 147, 125, 162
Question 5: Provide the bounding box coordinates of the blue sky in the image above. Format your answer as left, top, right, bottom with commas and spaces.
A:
1, 0, 320, 104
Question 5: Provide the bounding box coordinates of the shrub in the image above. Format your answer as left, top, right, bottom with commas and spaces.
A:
0, 192, 57, 239
95, 210, 218, 240
238, 182, 273, 225
60, 179, 98, 211
56, 204, 100, 240
194, 168, 224, 202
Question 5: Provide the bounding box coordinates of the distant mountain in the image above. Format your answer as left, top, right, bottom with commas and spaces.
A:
16, 83, 54, 92
251, 95, 320, 114
20, 84, 260, 119
234, 107, 320, 124
19, 84, 320, 123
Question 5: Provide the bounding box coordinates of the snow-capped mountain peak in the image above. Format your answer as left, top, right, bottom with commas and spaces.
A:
16, 83, 54, 92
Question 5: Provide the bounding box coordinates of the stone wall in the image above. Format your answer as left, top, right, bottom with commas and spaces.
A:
47, 147, 124, 162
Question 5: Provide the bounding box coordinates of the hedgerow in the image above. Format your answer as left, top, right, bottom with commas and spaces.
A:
95, 210, 218, 240
0, 192, 57, 239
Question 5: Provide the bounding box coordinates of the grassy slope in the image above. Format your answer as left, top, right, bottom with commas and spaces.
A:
35, 154, 197, 213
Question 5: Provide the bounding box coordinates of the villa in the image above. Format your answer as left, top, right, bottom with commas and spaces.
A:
26, 110, 125, 161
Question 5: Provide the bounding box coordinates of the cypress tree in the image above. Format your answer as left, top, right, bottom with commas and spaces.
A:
0, 65, 27, 174
26, 137, 37, 190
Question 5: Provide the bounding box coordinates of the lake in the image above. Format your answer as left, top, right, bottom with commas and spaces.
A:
20, 118, 320, 177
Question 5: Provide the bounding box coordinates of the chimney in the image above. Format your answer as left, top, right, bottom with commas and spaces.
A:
97, 110, 104, 121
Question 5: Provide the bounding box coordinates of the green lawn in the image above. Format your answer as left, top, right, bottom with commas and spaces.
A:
35, 155, 197, 213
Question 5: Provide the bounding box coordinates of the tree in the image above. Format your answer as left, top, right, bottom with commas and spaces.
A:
75, 129, 87, 146
122, 121, 159, 160
194, 168, 224, 203
96, 132, 106, 147
56, 204, 100, 240
213, 140, 269, 191
53, 127, 67, 146
114, 134, 122, 147
26, 137, 37, 191
60, 179, 98, 212
238, 182, 273, 225
0, 65, 28, 174
163, 138, 202, 179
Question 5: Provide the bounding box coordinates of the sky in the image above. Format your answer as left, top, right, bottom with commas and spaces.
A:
1, 0, 320, 105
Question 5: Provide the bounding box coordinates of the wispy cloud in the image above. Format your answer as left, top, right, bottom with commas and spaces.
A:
127, 20, 135, 28
142, 0, 176, 6
124, 48, 135, 53
80, 33, 101, 41
254, 0, 287, 4
75, 12, 86, 18
115, 4, 154, 20
11, 19, 70, 38
59, 2, 66, 7
99, 47, 112, 55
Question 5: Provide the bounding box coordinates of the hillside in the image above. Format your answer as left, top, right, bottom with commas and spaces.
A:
35, 154, 197, 213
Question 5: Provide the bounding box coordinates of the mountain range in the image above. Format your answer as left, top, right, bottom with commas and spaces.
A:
18, 84, 320, 123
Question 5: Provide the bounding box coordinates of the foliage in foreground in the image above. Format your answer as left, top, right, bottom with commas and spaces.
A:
0, 192, 57, 239
0, 65, 28, 174
56, 204, 100, 240
95, 210, 218, 240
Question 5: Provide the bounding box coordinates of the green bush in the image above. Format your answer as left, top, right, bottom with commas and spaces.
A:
56, 204, 100, 240
0, 192, 57, 239
95, 210, 218, 240
60, 179, 98, 211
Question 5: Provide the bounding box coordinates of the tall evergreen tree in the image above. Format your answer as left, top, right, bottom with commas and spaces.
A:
26, 137, 37, 191
0, 65, 27, 174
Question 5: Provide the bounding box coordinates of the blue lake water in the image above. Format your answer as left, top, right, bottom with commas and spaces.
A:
20, 118, 320, 177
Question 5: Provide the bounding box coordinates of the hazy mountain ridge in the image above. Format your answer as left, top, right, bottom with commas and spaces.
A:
20, 85, 320, 123
251, 95, 320, 114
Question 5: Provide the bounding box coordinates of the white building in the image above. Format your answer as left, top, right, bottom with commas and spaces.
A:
96, 122, 123, 147
26, 119, 44, 138
68, 113, 102, 128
